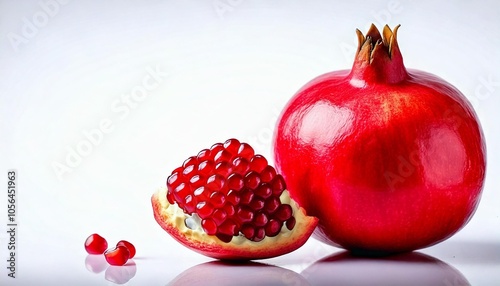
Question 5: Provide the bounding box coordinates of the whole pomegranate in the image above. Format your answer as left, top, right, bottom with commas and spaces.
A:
273, 24, 486, 254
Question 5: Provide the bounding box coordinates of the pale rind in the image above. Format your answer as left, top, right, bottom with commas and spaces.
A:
155, 187, 306, 246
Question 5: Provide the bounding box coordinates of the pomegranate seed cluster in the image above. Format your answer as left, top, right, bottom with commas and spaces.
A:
166, 139, 295, 243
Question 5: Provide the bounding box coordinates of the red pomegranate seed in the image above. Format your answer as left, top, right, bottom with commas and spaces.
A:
240, 189, 254, 205
218, 219, 238, 236
209, 191, 226, 208
260, 165, 277, 183
116, 240, 136, 259
198, 160, 214, 177
202, 219, 218, 235
232, 157, 250, 175
210, 143, 224, 158
171, 166, 184, 175
226, 190, 240, 205
265, 197, 281, 214
253, 212, 269, 227
253, 228, 266, 242
237, 143, 255, 159
183, 156, 198, 168
104, 245, 130, 266
182, 165, 196, 177
189, 175, 204, 188
216, 234, 233, 243
244, 171, 261, 189
249, 198, 265, 211
223, 203, 236, 216
223, 138, 240, 154
227, 174, 244, 191
194, 186, 209, 201
214, 149, 232, 163
250, 155, 268, 172
166, 139, 297, 243
197, 149, 211, 161
241, 224, 255, 239
286, 217, 296, 230
265, 219, 282, 237
237, 207, 254, 224
215, 162, 233, 177
167, 172, 182, 189
274, 204, 293, 221
271, 175, 286, 196
206, 174, 225, 191
184, 195, 196, 214
255, 184, 272, 199
212, 209, 227, 226
173, 183, 191, 203
84, 233, 108, 255
196, 202, 214, 219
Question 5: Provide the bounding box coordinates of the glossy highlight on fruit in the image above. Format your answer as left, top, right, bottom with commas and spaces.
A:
273, 24, 486, 254
152, 138, 318, 260
84, 233, 108, 255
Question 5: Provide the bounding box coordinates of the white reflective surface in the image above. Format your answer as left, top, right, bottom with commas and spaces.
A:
0, 0, 499, 285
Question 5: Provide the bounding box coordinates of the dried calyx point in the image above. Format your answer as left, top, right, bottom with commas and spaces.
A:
356, 24, 401, 62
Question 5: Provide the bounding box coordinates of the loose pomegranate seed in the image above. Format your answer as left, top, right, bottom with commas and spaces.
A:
116, 240, 136, 259
84, 233, 108, 255
166, 139, 295, 243
104, 245, 130, 266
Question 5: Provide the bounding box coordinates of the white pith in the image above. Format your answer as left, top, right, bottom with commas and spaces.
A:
155, 187, 305, 245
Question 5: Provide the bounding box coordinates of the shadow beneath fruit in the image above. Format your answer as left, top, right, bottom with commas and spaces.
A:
424, 240, 500, 264
167, 260, 310, 286
85, 255, 137, 284
301, 251, 469, 286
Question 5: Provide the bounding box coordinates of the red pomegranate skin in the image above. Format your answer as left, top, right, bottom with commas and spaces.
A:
273, 25, 486, 254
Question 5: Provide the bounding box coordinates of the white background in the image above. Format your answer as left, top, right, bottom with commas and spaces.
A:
1, 0, 499, 285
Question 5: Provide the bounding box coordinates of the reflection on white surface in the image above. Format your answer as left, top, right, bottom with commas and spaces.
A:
85, 254, 108, 274
301, 251, 469, 286
84, 255, 137, 285
105, 260, 137, 285
168, 261, 309, 286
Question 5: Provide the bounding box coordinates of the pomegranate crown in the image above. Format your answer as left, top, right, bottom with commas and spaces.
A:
351, 24, 407, 84
356, 24, 401, 62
